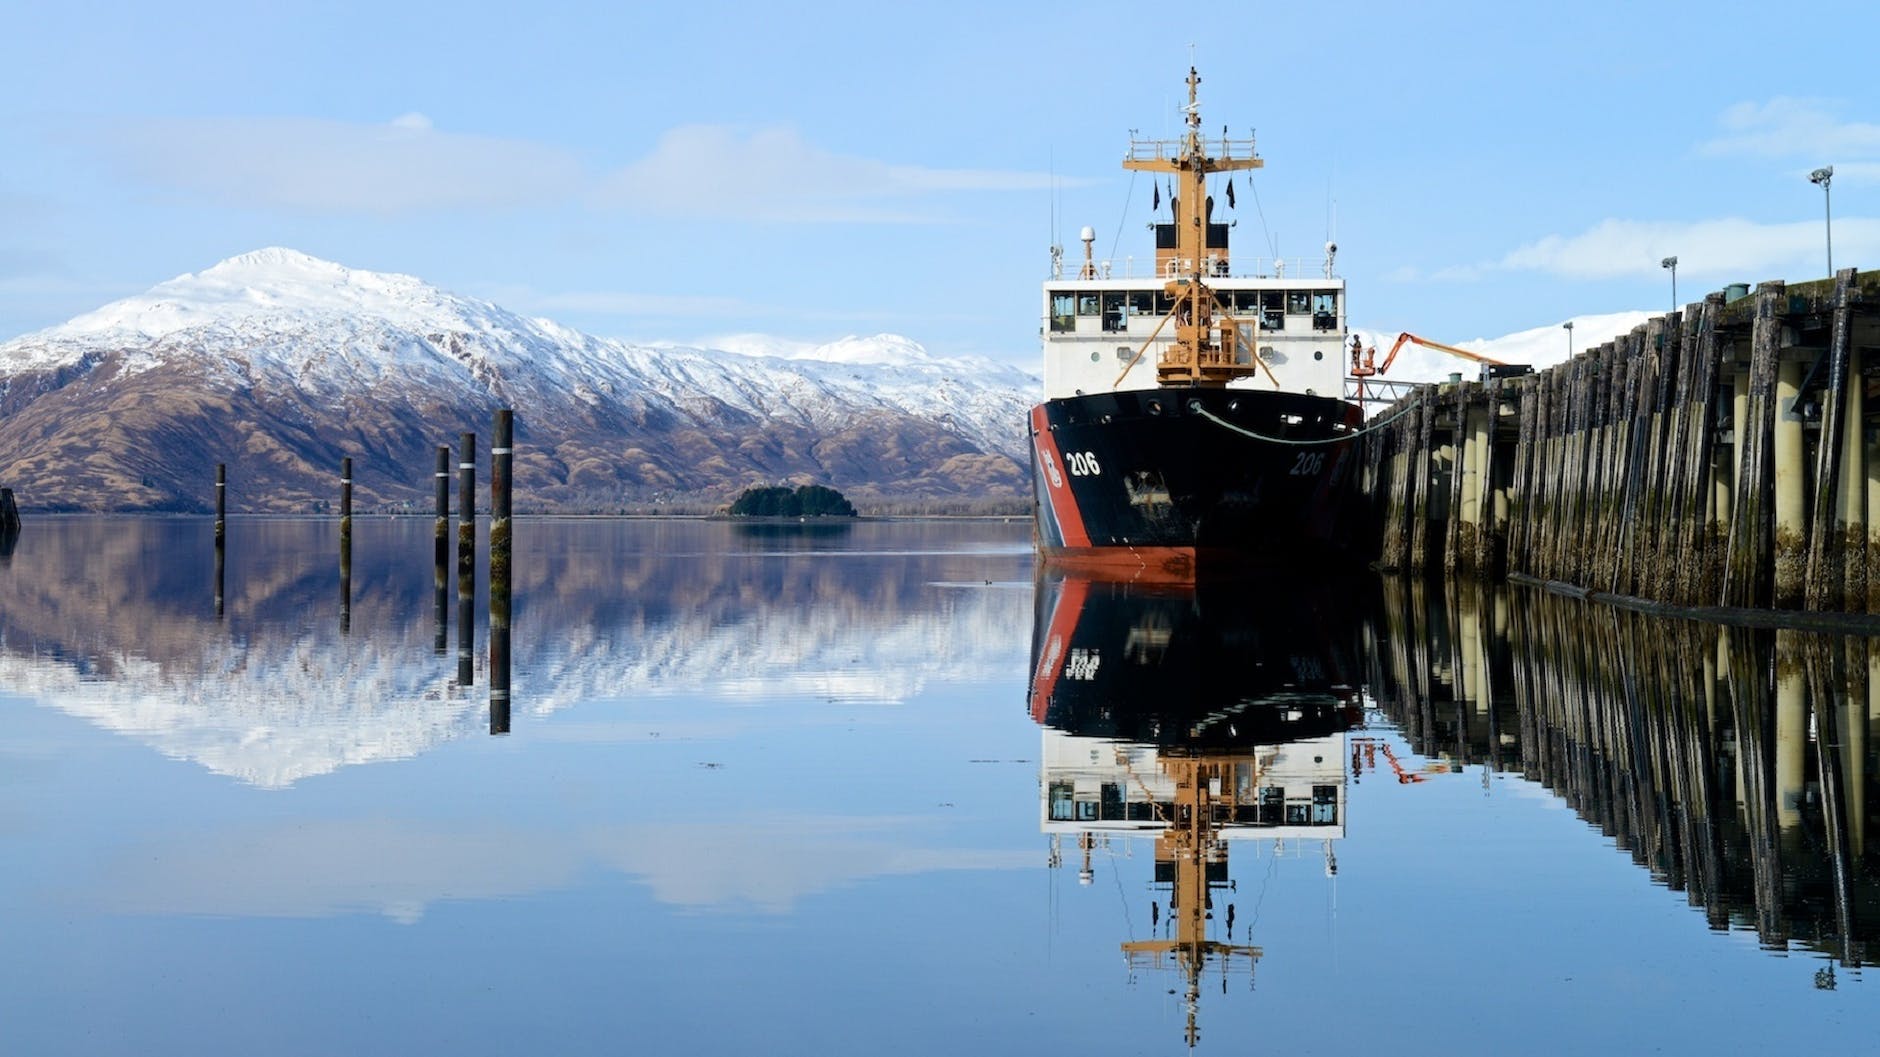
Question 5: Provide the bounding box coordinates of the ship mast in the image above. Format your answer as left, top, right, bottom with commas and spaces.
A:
1124, 68, 1264, 388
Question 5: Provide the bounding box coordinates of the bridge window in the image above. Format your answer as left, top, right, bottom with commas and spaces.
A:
1128, 290, 1154, 316
1286, 291, 1311, 314
1050, 292, 1075, 332
1101, 292, 1128, 332
1261, 291, 1285, 330
1311, 784, 1339, 824
1311, 290, 1338, 331
1077, 293, 1100, 316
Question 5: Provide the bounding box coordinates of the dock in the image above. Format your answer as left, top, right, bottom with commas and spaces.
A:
1361, 269, 1880, 613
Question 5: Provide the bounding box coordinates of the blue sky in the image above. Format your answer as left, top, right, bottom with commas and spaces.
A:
2, 0, 1876, 363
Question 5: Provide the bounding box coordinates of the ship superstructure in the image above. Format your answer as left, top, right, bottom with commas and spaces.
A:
1029, 69, 1364, 577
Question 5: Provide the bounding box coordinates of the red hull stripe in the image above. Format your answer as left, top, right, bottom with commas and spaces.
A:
1038, 546, 1200, 584
1029, 405, 1091, 548
1029, 576, 1092, 723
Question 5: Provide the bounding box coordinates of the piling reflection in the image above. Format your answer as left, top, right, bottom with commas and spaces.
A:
1374, 575, 1880, 967
1030, 572, 1363, 1048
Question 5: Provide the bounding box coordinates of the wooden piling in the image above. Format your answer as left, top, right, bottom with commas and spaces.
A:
1806, 268, 1859, 611
1723, 283, 1784, 609
214, 463, 226, 617
457, 431, 476, 587
490, 408, 512, 735
1773, 357, 1806, 608
339, 457, 352, 635
491, 409, 512, 582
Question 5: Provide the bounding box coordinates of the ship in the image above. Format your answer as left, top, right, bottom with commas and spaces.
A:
1029, 68, 1366, 579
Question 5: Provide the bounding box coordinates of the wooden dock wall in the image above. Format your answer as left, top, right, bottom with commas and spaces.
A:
1360, 269, 1880, 611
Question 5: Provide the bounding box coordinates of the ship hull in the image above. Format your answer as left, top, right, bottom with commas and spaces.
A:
1028, 387, 1366, 578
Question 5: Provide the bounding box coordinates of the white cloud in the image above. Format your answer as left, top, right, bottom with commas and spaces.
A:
95, 114, 589, 213
1496, 216, 1877, 280
596, 123, 1060, 223
1700, 98, 1880, 166
1401, 215, 1874, 285
87, 115, 1060, 223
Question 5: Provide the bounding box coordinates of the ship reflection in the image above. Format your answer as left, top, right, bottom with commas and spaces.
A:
1030, 572, 1364, 1048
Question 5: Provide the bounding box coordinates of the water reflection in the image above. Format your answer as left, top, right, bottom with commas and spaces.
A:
1372, 576, 1880, 969
1029, 572, 1364, 1047
0, 517, 1029, 787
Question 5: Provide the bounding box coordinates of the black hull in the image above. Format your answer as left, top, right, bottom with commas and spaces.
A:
1027, 387, 1365, 576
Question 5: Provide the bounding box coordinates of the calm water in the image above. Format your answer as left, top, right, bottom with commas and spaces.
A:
0, 517, 1872, 1055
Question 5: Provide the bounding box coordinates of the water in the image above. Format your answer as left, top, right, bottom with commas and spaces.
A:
0, 517, 1872, 1055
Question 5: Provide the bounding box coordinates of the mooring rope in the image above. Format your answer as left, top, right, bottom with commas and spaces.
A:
1192, 397, 1423, 447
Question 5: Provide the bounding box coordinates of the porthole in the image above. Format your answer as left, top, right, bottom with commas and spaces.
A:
1090, 350, 1101, 363
1314, 350, 1324, 361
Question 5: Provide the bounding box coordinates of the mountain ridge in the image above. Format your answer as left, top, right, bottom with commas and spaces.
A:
0, 249, 1040, 513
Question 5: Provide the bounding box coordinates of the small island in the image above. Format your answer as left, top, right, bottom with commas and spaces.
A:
724, 484, 858, 519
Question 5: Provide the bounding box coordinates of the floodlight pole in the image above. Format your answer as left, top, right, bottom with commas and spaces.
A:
1810, 166, 1834, 277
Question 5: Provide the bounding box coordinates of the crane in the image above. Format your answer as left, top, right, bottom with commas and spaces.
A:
1350, 331, 1511, 380
1348, 331, 1524, 405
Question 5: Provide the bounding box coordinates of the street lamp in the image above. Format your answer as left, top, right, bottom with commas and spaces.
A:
1563, 320, 1574, 359
1810, 166, 1834, 276
1661, 256, 1678, 313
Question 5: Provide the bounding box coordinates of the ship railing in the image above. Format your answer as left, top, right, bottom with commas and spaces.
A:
1125, 134, 1259, 163
1049, 256, 1331, 282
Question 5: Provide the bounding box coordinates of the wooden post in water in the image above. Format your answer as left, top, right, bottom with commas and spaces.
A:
457, 432, 477, 689
490, 409, 512, 735
434, 445, 450, 653
434, 446, 450, 568
339, 457, 352, 635
458, 431, 476, 586
214, 463, 226, 618
1806, 268, 1861, 611
1723, 283, 1783, 608
1773, 355, 1807, 608
0, 487, 20, 563
491, 409, 512, 583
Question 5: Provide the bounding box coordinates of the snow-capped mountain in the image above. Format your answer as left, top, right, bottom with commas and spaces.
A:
0, 249, 1041, 512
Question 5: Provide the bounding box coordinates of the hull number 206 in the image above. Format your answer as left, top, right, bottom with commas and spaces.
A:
1065, 451, 1102, 476
1289, 452, 1325, 476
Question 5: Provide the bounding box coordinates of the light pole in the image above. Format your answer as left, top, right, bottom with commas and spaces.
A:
1810, 166, 1834, 277
1563, 320, 1574, 359
1661, 256, 1678, 313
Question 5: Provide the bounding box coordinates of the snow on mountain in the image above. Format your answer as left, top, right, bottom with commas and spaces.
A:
1349, 310, 1657, 386
0, 249, 1042, 510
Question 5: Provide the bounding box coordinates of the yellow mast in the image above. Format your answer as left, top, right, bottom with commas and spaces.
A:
1123, 67, 1265, 388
